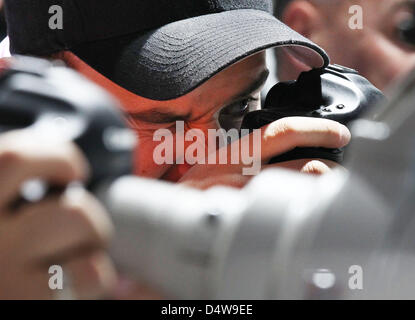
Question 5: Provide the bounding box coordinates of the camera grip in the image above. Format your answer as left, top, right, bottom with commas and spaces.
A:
269, 147, 343, 164
242, 64, 385, 164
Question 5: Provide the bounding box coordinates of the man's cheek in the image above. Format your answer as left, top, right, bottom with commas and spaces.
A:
133, 140, 173, 178
132, 127, 209, 180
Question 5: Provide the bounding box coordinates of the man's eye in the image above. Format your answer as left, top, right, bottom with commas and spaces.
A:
221, 98, 255, 116
217, 97, 259, 131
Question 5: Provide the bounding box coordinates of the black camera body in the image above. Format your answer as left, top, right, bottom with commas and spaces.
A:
242, 64, 385, 163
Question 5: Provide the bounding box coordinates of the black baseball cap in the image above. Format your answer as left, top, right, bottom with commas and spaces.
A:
4, 0, 329, 101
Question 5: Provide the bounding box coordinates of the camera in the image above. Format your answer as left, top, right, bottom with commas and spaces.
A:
0, 56, 134, 188
3, 56, 414, 300
103, 67, 415, 299
242, 64, 385, 163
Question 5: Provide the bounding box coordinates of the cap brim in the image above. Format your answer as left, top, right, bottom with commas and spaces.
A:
74, 9, 329, 101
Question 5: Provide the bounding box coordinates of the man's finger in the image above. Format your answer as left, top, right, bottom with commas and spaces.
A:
267, 158, 340, 175
0, 251, 116, 300
10, 189, 113, 263
0, 268, 55, 300
62, 251, 117, 299
260, 117, 351, 162
0, 130, 89, 209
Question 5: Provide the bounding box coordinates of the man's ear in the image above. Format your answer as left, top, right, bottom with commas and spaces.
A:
281, 0, 322, 39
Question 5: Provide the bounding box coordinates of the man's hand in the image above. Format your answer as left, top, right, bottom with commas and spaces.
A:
0, 130, 116, 299
179, 117, 351, 189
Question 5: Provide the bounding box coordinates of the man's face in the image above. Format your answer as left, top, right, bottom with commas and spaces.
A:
63, 51, 268, 181
312, 0, 415, 91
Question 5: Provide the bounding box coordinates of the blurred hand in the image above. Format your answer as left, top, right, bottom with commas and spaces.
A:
0, 130, 116, 299
180, 117, 351, 189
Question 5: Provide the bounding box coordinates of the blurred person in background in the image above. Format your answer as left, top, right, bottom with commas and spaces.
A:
274, 0, 415, 92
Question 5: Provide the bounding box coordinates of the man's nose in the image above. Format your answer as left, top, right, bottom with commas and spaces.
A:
161, 162, 194, 182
